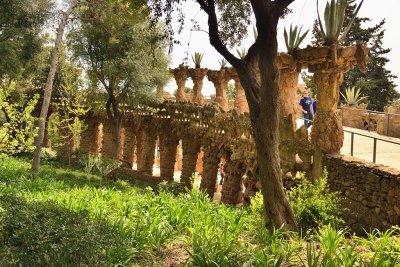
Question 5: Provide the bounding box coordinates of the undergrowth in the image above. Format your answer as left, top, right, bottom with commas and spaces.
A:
0, 156, 399, 266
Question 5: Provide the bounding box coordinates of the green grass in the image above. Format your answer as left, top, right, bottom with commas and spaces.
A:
0, 156, 399, 266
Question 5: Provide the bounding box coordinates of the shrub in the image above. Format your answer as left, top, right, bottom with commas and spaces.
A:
288, 170, 344, 232
80, 154, 120, 178
0, 195, 134, 267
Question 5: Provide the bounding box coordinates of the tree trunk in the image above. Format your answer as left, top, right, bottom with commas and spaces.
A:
111, 114, 122, 159
159, 0, 297, 232
235, 11, 297, 233
32, 2, 77, 174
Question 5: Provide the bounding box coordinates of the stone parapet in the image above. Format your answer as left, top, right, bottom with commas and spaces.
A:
324, 154, 400, 232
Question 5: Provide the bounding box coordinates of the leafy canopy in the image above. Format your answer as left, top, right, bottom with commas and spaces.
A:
69, 0, 170, 109
0, 0, 53, 79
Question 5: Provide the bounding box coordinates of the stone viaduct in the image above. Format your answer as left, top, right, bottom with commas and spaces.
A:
54, 44, 400, 231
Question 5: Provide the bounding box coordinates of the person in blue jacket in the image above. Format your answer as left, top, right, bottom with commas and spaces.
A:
298, 90, 314, 128
312, 94, 317, 114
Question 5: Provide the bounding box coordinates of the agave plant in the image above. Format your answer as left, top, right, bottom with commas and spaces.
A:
317, 0, 364, 46
236, 47, 247, 60
340, 87, 368, 105
284, 24, 309, 53
191, 52, 204, 68
218, 58, 228, 68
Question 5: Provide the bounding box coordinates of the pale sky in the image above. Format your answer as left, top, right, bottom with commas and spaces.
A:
165, 0, 400, 96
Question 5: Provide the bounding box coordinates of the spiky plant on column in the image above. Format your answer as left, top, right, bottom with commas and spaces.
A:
280, 24, 309, 177
189, 52, 207, 105
309, 0, 366, 179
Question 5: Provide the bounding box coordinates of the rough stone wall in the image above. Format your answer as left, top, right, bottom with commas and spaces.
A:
324, 154, 400, 232
101, 120, 124, 160
101, 120, 114, 159
139, 129, 157, 175
221, 152, 245, 205
122, 122, 137, 168
180, 136, 200, 188
341, 105, 367, 129
376, 106, 400, 138
159, 132, 179, 181
200, 145, 220, 198
80, 116, 101, 155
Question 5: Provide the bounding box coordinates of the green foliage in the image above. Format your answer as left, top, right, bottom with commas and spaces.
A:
340, 87, 368, 105
236, 47, 247, 59
219, 58, 228, 68
284, 24, 309, 53
288, 171, 344, 231
191, 52, 204, 68
80, 153, 121, 178
0, 195, 134, 267
0, 157, 400, 266
339, 0, 399, 111
157, 180, 186, 195
0, 83, 38, 154
358, 227, 400, 265
227, 83, 237, 100
0, 0, 53, 79
316, 0, 364, 45
69, 0, 170, 109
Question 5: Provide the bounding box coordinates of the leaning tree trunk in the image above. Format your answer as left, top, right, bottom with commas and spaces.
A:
194, 0, 297, 232
105, 97, 123, 160
256, 42, 297, 233
32, 2, 77, 175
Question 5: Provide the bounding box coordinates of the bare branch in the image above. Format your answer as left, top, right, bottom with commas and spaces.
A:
195, 0, 242, 69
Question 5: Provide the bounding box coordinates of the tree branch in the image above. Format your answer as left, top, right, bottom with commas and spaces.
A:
195, 0, 242, 69
274, 0, 295, 12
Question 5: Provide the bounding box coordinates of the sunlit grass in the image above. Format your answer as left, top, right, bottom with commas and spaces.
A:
0, 156, 399, 266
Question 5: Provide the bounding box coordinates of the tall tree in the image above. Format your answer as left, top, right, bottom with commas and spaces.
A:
69, 0, 170, 158
341, 0, 399, 111
0, 0, 53, 79
32, 1, 78, 175
150, 0, 298, 232
312, 0, 399, 111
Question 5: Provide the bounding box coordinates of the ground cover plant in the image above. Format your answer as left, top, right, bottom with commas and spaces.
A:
0, 156, 399, 266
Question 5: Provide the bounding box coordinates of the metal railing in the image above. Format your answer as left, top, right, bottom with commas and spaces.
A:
297, 116, 400, 164
344, 129, 400, 163
339, 107, 400, 135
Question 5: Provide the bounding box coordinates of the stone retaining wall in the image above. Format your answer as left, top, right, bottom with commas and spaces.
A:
324, 154, 400, 232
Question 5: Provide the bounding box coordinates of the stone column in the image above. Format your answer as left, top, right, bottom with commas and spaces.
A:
307, 44, 368, 178
196, 149, 204, 174
80, 115, 101, 155
135, 129, 144, 170
180, 135, 200, 188
159, 132, 179, 181
139, 127, 157, 175
227, 68, 249, 113
101, 119, 124, 160
170, 67, 188, 102
243, 171, 260, 204
207, 69, 230, 111
279, 67, 299, 176
118, 128, 125, 161
221, 152, 245, 205
122, 123, 137, 169
188, 68, 208, 105
200, 145, 220, 198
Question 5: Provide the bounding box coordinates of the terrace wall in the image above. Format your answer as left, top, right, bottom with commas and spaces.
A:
324, 154, 400, 233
